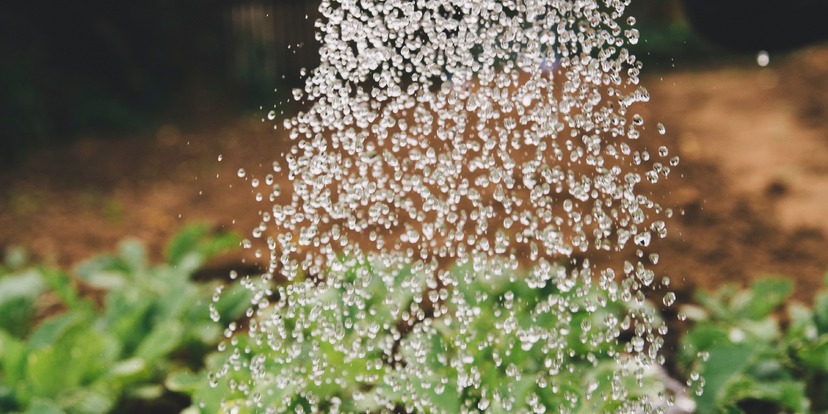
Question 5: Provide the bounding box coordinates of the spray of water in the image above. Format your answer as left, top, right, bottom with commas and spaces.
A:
214, 1, 682, 412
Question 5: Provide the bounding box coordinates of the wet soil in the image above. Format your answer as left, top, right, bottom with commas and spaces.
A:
2, 45, 828, 305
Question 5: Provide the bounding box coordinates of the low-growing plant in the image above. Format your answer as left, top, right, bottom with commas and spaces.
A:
0, 224, 252, 414
171, 258, 668, 413
679, 276, 828, 413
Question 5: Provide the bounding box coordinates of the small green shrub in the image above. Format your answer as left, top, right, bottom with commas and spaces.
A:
679, 276, 828, 413
0, 225, 252, 414
172, 259, 666, 413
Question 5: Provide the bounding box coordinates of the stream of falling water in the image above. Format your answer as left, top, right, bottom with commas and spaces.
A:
214, 1, 685, 412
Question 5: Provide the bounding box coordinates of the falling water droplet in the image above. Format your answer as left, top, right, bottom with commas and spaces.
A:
756, 50, 770, 67
662, 292, 676, 307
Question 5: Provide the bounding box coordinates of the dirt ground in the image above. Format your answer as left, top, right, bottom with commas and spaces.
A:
2, 44, 828, 303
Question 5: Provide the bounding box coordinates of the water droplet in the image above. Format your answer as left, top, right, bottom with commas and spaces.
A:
756, 50, 770, 67
662, 292, 676, 307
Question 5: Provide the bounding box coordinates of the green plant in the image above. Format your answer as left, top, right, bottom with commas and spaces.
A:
679, 276, 828, 413
0, 224, 252, 414
172, 258, 667, 413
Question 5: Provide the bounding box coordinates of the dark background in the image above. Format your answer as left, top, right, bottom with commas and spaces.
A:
2, 0, 828, 166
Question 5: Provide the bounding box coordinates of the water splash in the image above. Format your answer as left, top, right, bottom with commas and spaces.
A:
217, 1, 680, 412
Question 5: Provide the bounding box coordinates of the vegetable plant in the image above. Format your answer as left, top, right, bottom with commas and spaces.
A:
0, 224, 252, 414
172, 258, 667, 413
679, 276, 828, 413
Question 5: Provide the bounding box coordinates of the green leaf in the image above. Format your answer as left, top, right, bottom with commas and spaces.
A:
814, 292, 828, 333
212, 283, 253, 324
107, 358, 149, 383
57, 386, 116, 414
165, 224, 210, 266
721, 376, 808, 413
27, 313, 87, 350
164, 370, 202, 393
0, 269, 45, 303
74, 256, 126, 283
694, 285, 737, 321
740, 277, 792, 320
23, 398, 65, 414
164, 224, 240, 272
126, 385, 163, 400
25, 327, 111, 398
117, 240, 147, 273
695, 343, 756, 414
0, 270, 46, 336
76, 270, 127, 291
786, 303, 817, 342
133, 320, 184, 363
100, 292, 152, 354
0, 329, 28, 388
795, 336, 828, 372
40, 269, 89, 312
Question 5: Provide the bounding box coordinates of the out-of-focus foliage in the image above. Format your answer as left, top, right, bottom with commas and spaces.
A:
679, 276, 828, 413
0, 224, 251, 414
0, 0, 313, 168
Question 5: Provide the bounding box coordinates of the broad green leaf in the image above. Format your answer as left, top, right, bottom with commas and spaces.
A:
211, 283, 253, 324
0, 296, 37, 338
0, 329, 28, 388
165, 370, 202, 393
74, 256, 125, 282
740, 277, 792, 320
57, 386, 116, 414
165, 224, 240, 272
26, 327, 110, 398
0, 269, 45, 304
694, 286, 737, 321
76, 270, 127, 291
41, 269, 89, 312
107, 358, 148, 383
677, 323, 728, 368
165, 224, 210, 266
27, 313, 87, 350
134, 320, 184, 363
126, 385, 163, 400
117, 240, 147, 273
814, 292, 828, 333
795, 336, 828, 372
721, 376, 808, 414
786, 303, 818, 342
100, 293, 152, 354
0, 269, 44, 336
695, 343, 756, 414
23, 398, 65, 414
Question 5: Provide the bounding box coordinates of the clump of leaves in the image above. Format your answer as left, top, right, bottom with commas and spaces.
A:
173, 258, 667, 413
0, 224, 252, 414
679, 276, 828, 413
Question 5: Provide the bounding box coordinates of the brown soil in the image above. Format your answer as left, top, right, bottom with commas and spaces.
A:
2, 45, 828, 304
